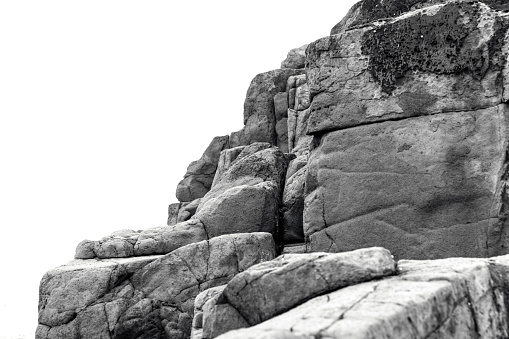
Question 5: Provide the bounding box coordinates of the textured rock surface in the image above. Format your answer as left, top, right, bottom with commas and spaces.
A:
222, 247, 396, 326
216, 254, 509, 339
304, 105, 509, 259
38, 233, 276, 339
176, 198, 202, 224
176, 136, 229, 202
191, 286, 226, 339
281, 159, 307, 243
167, 203, 181, 226
308, 1, 509, 134
243, 69, 304, 145
281, 45, 308, 69
195, 147, 290, 239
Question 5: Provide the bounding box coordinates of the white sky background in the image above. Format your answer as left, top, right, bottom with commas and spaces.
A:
0, 1, 357, 337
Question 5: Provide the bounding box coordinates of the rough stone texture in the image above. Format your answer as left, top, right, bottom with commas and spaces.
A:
191, 286, 226, 339
287, 108, 313, 156
176, 136, 229, 202
281, 244, 307, 254
211, 147, 245, 188
307, 2, 509, 134
229, 129, 247, 149
193, 147, 290, 240
281, 44, 308, 69
330, 0, 509, 35
275, 118, 289, 153
134, 219, 208, 256
282, 161, 307, 244
305, 105, 509, 260
177, 198, 202, 223
75, 220, 209, 259
222, 247, 396, 326
38, 233, 276, 339
202, 293, 249, 339
243, 69, 304, 145
167, 203, 181, 226
216, 255, 509, 339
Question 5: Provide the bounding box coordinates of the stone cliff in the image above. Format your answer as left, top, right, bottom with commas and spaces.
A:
37, 0, 509, 338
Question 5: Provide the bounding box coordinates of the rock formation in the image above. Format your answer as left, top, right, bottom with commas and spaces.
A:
38, 0, 509, 338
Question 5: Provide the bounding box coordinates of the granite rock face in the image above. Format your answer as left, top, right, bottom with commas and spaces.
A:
40, 1, 509, 338
216, 254, 509, 339
176, 136, 229, 202
221, 247, 395, 326
38, 233, 276, 339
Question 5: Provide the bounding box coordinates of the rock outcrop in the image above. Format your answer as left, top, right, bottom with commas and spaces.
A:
38, 233, 276, 339
214, 253, 509, 339
38, 0, 509, 338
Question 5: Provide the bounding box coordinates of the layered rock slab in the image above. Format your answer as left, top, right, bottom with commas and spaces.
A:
305, 104, 509, 259
216, 255, 509, 339
307, 1, 509, 134
199, 247, 395, 338
38, 233, 276, 339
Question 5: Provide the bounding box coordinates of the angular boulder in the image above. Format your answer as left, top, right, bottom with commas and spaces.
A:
221, 247, 396, 326
216, 255, 509, 339
38, 233, 276, 339
176, 135, 229, 202
195, 147, 290, 239
281, 160, 307, 244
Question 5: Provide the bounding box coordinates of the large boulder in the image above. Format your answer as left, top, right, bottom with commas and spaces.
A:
199, 248, 395, 338
308, 1, 509, 134
303, 0, 509, 260
194, 146, 290, 240
304, 105, 509, 259
176, 135, 229, 202
243, 69, 304, 145
216, 254, 509, 339
38, 233, 276, 339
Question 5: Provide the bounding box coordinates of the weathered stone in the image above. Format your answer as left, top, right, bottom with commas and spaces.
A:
229, 129, 247, 148
222, 247, 396, 326
202, 293, 249, 339
294, 83, 310, 111
243, 69, 304, 145
39, 233, 276, 339
281, 243, 307, 255
331, 0, 509, 35
212, 146, 245, 187
198, 147, 289, 209
195, 182, 279, 239
176, 135, 229, 202
273, 92, 288, 121
304, 105, 509, 259
177, 198, 201, 223
275, 118, 288, 153
192, 286, 226, 339
217, 255, 509, 339
281, 44, 308, 69
167, 202, 182, 226
134, 219, 208, 256
308, 2, 509, 134
282, 164, 306, 244
75, 229, 142, 259
288, 108, 312, 156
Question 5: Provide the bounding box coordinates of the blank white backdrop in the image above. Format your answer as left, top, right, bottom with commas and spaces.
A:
0, 1, 357, 337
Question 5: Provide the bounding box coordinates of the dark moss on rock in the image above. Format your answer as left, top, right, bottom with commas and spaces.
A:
361, 1, 509, 94
331, 0, 509, 35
